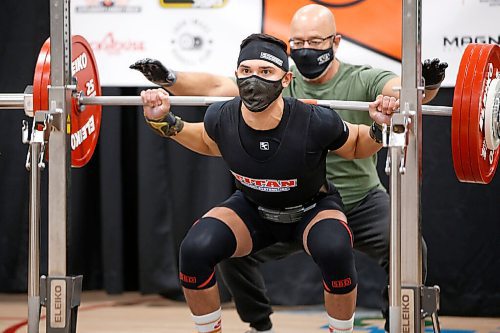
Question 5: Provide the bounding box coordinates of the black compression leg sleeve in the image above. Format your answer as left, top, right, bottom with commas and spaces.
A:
306, 218, 357, 294
179, 217, 237, 289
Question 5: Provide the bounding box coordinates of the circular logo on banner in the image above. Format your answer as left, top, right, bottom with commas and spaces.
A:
170, 19, 214, 65
311, 0, 366, 8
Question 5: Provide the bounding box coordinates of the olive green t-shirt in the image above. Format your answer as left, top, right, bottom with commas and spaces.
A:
283, 61, 397, 210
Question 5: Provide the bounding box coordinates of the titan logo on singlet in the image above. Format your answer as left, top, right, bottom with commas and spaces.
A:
231, 171, 297, 192
71, 115, 95, 150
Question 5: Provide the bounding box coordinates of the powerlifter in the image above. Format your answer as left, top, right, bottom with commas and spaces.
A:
140, 33, 398, 333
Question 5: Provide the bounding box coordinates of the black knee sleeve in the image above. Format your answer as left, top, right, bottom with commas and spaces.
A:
179, 217, 236, 290
307, 218, 357, 294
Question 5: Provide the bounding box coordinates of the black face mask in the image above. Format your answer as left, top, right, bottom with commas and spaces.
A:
290, 48, 334, 80
236, 75, 284, 112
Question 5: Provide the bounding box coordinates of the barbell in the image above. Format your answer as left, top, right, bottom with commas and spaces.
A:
0, 36, 499, 183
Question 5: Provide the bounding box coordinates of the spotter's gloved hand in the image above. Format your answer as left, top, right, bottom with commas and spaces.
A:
422, 58, 448, 90
129, 58, 177, 86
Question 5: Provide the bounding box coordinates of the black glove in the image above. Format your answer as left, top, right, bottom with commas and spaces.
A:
422, 58, 448, 90
129, 58, 177, 86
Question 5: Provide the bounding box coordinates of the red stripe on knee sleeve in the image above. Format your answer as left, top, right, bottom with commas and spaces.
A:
338, 220, 353, 246
198, 270, 216, 289
323, 280, 332, 292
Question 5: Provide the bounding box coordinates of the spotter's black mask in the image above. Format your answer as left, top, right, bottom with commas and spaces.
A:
290, 47, 334, 79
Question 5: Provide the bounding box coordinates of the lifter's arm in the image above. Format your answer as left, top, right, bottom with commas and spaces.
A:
141, 88, 221, 156
333, 95, 398, 160
131, 59, 239, 97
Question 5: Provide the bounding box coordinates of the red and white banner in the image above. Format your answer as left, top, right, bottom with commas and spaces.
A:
71, 0, 499, 87
71, 0, 262, 86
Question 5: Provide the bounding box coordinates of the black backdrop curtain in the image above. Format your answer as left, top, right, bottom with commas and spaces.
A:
0, 0, 499, 317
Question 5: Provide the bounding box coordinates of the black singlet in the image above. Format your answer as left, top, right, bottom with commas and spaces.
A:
204, 97, 348, 209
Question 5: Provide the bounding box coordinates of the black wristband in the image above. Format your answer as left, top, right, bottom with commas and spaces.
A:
369, 122, 383, 144
145, 112, 184, 137
163, 70, 177, 87
424, 82, 442, 90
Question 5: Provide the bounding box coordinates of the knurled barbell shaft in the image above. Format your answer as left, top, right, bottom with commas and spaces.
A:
81, 95, 234, 107
0, 93, 453, 116
79, 95, 453, 116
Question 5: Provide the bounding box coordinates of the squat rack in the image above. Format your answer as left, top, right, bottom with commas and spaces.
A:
19, 1, 439, 333
389, 1, 440, 333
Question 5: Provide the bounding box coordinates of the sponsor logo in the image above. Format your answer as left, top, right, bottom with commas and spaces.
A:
71, 115, 96, 150
401, 290, 414, 333
480, 64, 500, 163
311, 0, 366, 8
160, 0, 227, 9
170, 19, 214, 66
260, 52, 283, 67
179, 272, 197, 284
332, 278, 352, 288
71, 52, 88, 76
402, 294, 410, 332
325, 323, 477, 333
259, 142, 270, 150
75, 0, 141, 13
479, 0, 500, 7
317, 52, 331, 65
231, 171, 297, 192
50, 280, 66, 328
443, 35, 500, 47
90, 32, 145, 55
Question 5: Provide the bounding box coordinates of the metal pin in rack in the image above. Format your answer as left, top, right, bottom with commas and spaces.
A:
384, 102, 415, 175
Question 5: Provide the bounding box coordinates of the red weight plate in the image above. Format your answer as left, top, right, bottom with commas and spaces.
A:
468, 44, 500, 184
31, 35, 102, 168
33, 38, 50, 111
452, 44, 479, 182
452, 44, 474, 180
33, 38, 52, 160
70, 35, 102, 168
459, 45, 483, 183
467, 44, 491, 183
40, 50, 51, 111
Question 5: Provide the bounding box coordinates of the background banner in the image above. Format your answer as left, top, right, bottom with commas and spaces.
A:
262, 0, 402, 86
421, 0, 500, 86
71, 0, 263, 86
71, 0, 499, 87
